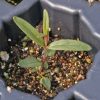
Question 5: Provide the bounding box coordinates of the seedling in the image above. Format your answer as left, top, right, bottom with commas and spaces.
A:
13, 9, 92, 90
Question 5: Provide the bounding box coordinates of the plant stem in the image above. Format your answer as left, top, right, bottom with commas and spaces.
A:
42, 35, 49, 68
44, 35, 49, 46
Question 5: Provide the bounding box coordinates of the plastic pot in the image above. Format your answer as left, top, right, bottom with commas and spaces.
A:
0, 0, 100, 100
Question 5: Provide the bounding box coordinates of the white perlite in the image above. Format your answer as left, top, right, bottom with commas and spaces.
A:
7, 86, 12, 93
88, 0, 95, 3
8, 38, 12, 42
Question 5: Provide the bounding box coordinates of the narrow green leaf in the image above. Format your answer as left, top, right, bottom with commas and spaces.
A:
48, 39, 92, 51
18, 56, 42, 71
47, 49, 56, 57
40, 77, 51, 90
22, 33, 44, 42
22, 36, 31, 42
43, 9, 49, 35
13, 16, 45, 47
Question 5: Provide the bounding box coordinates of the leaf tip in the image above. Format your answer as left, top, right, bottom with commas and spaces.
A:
13, 16, 16, 21
44, 9, 47, 13
88, 45, 92, 51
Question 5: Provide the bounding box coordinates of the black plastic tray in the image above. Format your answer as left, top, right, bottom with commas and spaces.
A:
0, 0, 100, 100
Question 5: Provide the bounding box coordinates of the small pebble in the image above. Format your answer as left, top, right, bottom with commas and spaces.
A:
77, 74, 84, 81
8, 38, 11, 42
13, 83, 17, 86
7, 86, 12, 93
10, 51, 13, 53
75, 81, 78, 84
86, 57, 92, 64
49, 28, 51, 32
32, 41, 35, 44
54, 68, 59, 73
0, 51, 9, 61
1, 65, 5, 69
4, 72, 9, 78
14, 3, 17, 5
88, 0, 95, 4
9, 63, 12, 67
57, 27, 61, 31
23, 47, 28, 51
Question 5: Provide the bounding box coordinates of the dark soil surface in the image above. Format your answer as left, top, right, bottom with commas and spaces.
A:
0, 30, 93, 100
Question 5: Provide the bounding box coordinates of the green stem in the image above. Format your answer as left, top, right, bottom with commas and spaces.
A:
42, 35, 49, 68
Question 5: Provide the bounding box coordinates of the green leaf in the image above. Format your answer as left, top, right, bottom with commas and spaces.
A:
13, 16, 45, 47
48, 39, 92, 51
22, 36, 31, 42
18, 56, 42, 72
44, 61, 48, 69
22, 33, 44, 42
39, 33, 45, 38
32, 66, 41, 72
47, 49, 56, 56
40, 77, 51, 90
43, 9, 49, 35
